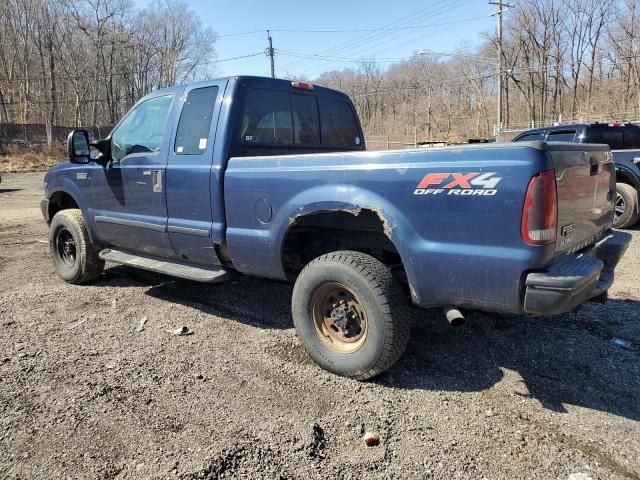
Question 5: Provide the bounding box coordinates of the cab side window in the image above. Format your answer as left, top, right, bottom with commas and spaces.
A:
546, 130, 576, 142
111, 95, 173, 162
174, 86, 219, 155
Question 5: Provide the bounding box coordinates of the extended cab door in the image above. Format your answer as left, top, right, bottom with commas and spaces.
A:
165, 80, 228, 265
90, 93, 177, 257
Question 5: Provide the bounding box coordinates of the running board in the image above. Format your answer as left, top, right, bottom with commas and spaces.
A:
99, 249, 230, 283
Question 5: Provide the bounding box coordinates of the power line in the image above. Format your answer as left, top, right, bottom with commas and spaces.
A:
284, 0, 475, 76
276, 48, 497, 65
222, 16, 489, 35
324, 0, 474, 66
279, 3, 467, 72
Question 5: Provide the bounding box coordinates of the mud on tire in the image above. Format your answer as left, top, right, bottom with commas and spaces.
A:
291, 250, 410, 380
49, 209, 104, 284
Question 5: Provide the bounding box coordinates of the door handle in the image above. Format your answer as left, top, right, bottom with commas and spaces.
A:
152, 170, 163, 193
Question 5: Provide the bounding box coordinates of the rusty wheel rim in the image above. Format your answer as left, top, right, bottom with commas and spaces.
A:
311, 282, 368, 354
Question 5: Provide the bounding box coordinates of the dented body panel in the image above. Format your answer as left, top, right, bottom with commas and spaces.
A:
224, 143, 562, 313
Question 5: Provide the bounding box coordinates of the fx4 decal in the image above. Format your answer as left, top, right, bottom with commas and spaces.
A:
414, 172, 502, 196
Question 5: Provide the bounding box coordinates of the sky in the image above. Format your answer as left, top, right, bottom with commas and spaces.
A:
134, 0, 497, 80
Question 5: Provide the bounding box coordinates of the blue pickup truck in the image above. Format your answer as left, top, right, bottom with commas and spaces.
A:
41, 76, 631, 379
513, 123, 640, 229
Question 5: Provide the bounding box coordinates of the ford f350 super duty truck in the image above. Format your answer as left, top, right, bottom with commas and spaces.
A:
41, 76, 631, 379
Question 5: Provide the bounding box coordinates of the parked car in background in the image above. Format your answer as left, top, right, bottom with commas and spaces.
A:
40, 76, 630, 379
513, 123, 640, 228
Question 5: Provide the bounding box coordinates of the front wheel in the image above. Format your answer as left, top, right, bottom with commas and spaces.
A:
49, 209, 104, 284
292, 251, 410, 380
613, 183, 640, 229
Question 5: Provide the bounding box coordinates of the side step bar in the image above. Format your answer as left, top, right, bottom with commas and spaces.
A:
99, 249, 230, 283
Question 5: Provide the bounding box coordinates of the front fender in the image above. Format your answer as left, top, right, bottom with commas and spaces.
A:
45, 168, 96, 242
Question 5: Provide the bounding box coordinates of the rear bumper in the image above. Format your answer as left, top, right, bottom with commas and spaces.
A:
523, 230, 631, 315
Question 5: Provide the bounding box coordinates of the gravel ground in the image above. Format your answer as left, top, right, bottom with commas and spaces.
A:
0, 172, 639, 480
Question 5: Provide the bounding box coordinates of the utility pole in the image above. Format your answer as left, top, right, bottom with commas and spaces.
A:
490, 0, 512, 132
266, 30, 275, 78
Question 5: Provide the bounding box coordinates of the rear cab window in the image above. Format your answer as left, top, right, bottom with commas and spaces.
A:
237, 87, 362, 152
319, 96, 361, 147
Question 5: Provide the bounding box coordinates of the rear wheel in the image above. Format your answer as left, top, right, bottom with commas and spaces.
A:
292, 251, 410, 380
613, 183, 640, 229
49, 209, 104, 284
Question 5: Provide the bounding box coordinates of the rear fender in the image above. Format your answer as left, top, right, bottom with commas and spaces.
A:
273, 184, 422, 301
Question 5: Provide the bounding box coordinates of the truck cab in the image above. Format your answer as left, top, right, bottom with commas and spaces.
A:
43, 76, 365, 267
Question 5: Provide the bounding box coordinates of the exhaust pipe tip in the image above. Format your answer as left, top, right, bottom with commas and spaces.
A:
444, 307, 465, 327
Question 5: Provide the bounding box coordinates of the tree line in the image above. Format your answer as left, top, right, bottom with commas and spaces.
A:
316, 0, 640, 141
1, 0, 639, 144
0, 0, 215, 143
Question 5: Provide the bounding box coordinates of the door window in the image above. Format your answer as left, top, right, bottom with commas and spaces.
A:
111, 95, 173, 162
174, 86, 219, 155
546, 130, 576, 142
513, 132, 545, 142
318, 97, 360, 147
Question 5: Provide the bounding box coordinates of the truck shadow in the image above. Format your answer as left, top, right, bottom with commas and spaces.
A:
103, 266, 294, 330
382, 300, 640, 421
100, 266, 639, 422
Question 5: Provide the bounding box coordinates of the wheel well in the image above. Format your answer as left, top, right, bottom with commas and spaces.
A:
48, 191, 79, 220
616, 169, 639, 189
281, 209, 406, 282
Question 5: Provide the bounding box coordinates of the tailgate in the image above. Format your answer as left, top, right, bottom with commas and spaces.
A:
549, 143, 615, 253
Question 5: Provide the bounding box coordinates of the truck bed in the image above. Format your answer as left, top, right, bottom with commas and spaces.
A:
224, 141, 614, 314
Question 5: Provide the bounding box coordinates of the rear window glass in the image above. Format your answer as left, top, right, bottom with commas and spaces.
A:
174, 86, 219, 155
589, 129, 625, 149
514, 132, 545, 142
240, 90, 293, 144
318, 97, 361, 147
291, 94, 320, 145
546, 130, 576, 142
239, 89, 361, 148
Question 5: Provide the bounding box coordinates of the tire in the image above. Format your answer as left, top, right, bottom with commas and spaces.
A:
49, 209, 104, 284
292, 250, 410, 380
613, 183, 640, 229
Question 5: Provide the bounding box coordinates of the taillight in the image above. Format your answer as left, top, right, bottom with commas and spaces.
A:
291, 81, 314, 90
521, 170, 558, 245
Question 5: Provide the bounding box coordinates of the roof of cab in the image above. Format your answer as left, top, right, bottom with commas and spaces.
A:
148, 75, 350, 100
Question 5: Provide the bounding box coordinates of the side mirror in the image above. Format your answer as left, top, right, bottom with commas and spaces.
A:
67, 130, 91, 164
90, 138, 111, 165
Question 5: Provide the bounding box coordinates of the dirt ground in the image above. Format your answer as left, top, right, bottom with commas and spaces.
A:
0, 172, 638, 480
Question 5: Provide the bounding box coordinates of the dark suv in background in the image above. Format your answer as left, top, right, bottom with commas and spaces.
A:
513, 123, 640, 228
